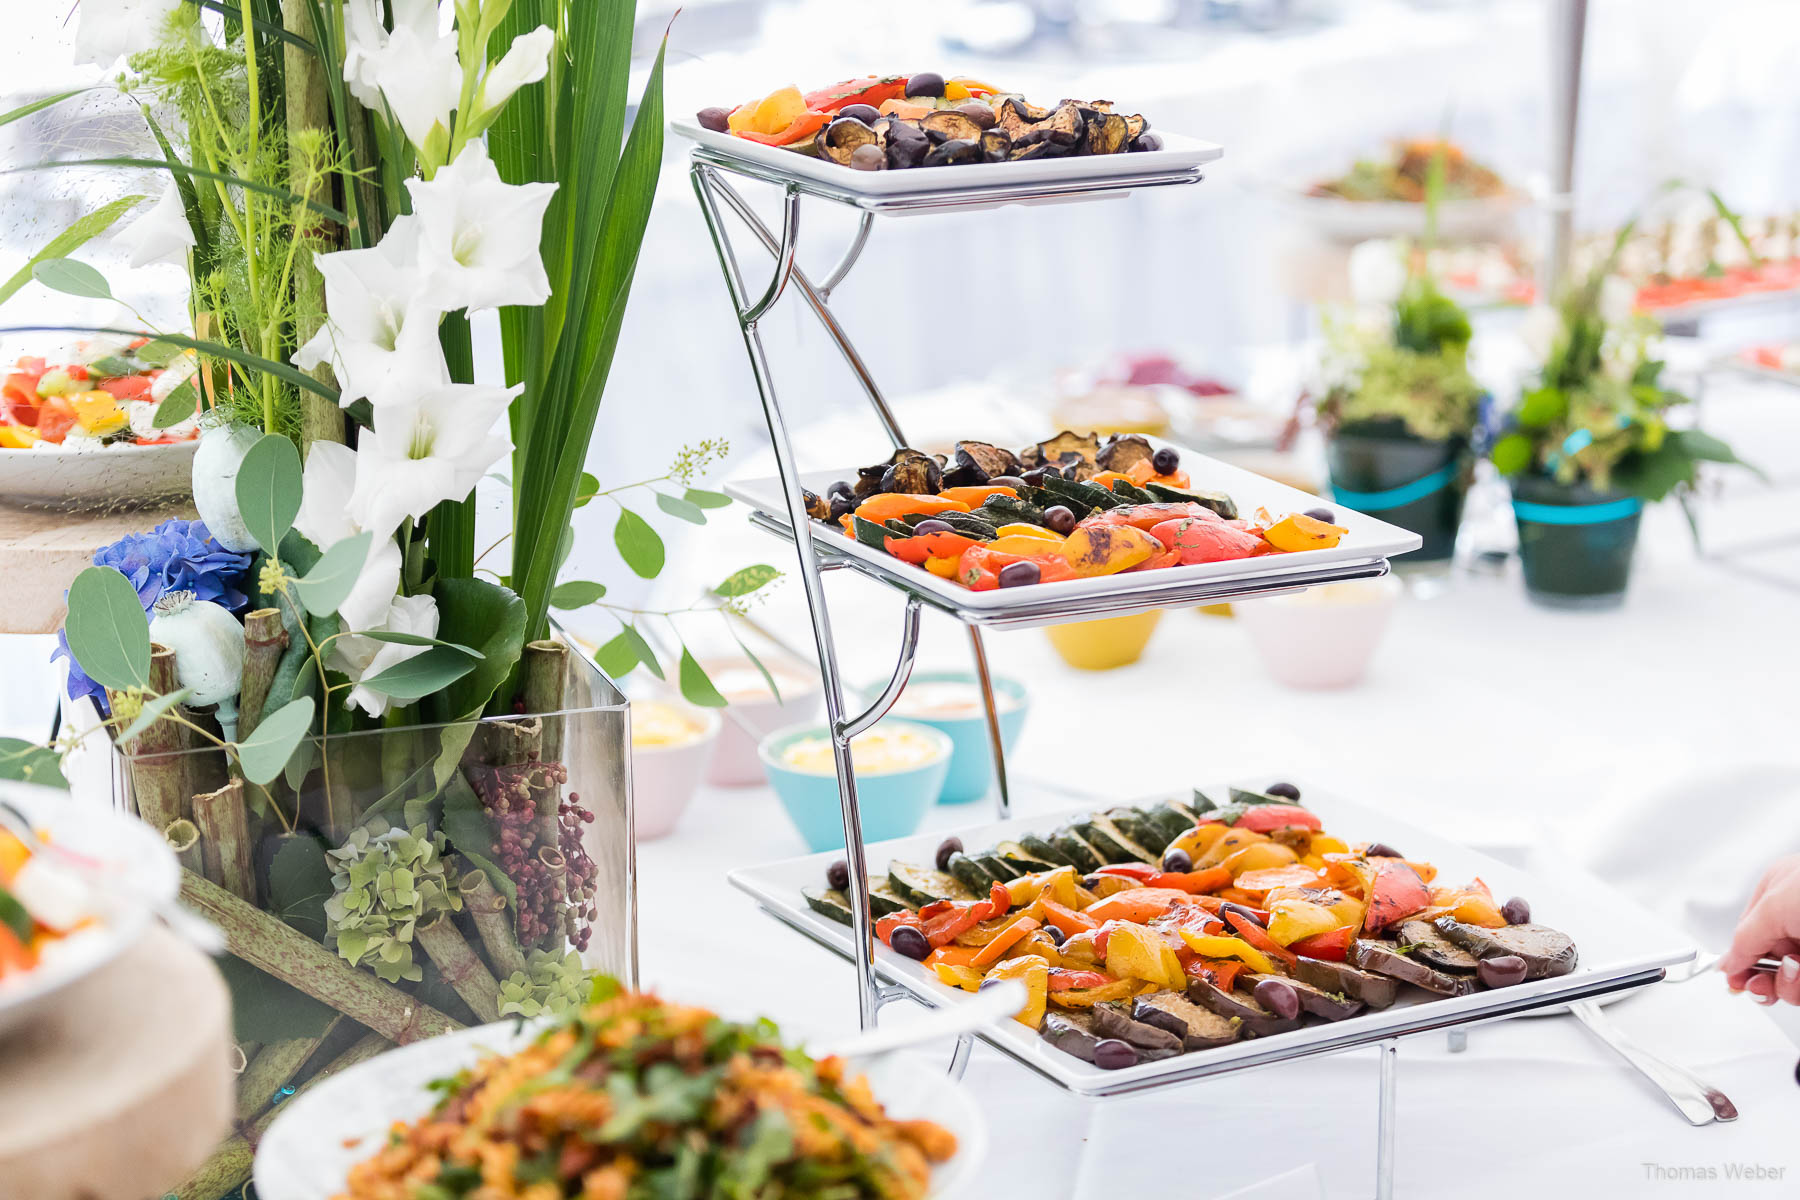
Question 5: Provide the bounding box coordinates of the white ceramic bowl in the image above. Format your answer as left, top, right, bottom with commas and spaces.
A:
0, 787, 179, 1038
1235, 575, 1402, 689
700, 656, 822, 787
0, 439, 197, 509
630, 702, 721, 840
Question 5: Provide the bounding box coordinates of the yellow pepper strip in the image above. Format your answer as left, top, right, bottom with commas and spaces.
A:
932, 962, 984, 993
1178, 931, 1276, 975
925, 554, 960, 579
995, 523, 1062, 541
0, 426, 39, 449
983, 954, 1049, 1028
988, 534, 1069, 557
70, 390, 126, 436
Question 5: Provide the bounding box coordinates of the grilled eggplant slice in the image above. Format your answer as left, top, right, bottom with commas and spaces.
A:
1011, 139, 1069, 161
1124, 114, 1148, 143
1396, 919, 1479, 974
1294, 956, 1399, 1009
980, 129, 1010, 163
802, 488, 830, 520
1039, 102, 1086, 147
1036, 429, 1101, 469
815, 117, 881, 166
1085, 112, 1130, 156
919, 110, 986, 145
923, 139, 983, 168
1187, 976, 1301, 1037
1096, 433, 1156, 475
1132, 991, 1242, 1050
1092, 1000, 1185, 1057
996, 96, 1050, 139
881, 452, 942, 495
1433, 919, 1579, 980
883, 118, 931, 169
1040, 1010, 1104, 1062
1242, 972, 1364, 1021
955, 440, 1020, 479
1350, 939, 1474, 997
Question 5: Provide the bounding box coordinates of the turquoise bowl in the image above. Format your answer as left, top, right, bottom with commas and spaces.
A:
874, 671, 1029, 805
758, 721, 952, 852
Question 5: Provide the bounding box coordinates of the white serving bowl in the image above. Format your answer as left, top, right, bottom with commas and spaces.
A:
629, 701, 721, 840
1235, 575, 1402, 689
699, 655, 821, 787
0, 440, 197, 509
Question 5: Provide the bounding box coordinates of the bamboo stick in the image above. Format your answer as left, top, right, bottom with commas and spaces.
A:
170, 1032, 389, 1200
164, 818, 204, 874
192, 778, 255, 901
112, 644, 191, 831
178, 870, 461, 1044
521, 640, 567, 761
415, 913, 501, 1023
459, 868, 526, 978
535, 845, 567, 951
236, 608, 288, 742
234, 1022, 340, 1124
282, 0, 346, 452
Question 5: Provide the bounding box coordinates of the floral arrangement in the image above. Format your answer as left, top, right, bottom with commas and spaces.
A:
0, 4, 780, 1195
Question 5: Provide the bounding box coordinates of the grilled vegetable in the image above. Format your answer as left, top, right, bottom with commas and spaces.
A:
887, 863, 975, 907
1186, 976, 1300, 1038
1433, 919, 1578, 980
924, 139, 983, 167
1396, 919, 1479, 973
1039, 1010, 1105, 1062
1085, 112, 1130, 155
919, 110, 987, 144
1145, 481, 1238, 519
815, 116, 881, 165
1294, 956, 1398, 1009
1348, 939, 1474, 996
1035, 429, 1101, 469
1242, 972, 1364, 1021
804, 887, 854, 926
1092, 1000, 1185, 1057
1131, 991, 1242, 1050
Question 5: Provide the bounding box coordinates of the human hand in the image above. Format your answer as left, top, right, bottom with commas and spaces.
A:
1722, 854, 1800, 1006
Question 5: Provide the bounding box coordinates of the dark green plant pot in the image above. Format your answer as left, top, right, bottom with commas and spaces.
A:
1326, 426, 1471, 563
1510, 475, 1643, 610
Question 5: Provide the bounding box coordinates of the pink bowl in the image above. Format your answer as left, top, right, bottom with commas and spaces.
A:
1236, 576, 1401, 689
630, 705, 721, 840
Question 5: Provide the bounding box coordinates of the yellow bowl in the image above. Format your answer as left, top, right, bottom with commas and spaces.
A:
1044, 610, 1162, 671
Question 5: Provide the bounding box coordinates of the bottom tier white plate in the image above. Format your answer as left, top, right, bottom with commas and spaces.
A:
729, 781, 1695, 1097
255, 1020, 987, 1200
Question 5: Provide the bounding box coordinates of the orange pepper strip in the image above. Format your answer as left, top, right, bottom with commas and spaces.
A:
939, 484, 1018, 507
924, 944, 981, 969
1225, 910, 1299, 970
735, 110, 832, 146
1037, 897, 1099, 937
971, 914, 1041, 968
853, 493, 970, 524
1082, 888, 1192, 924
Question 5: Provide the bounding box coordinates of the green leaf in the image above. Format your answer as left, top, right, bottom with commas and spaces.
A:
431, 577, 527, 721
685, 487, 732, 510
88, 355, 135, 377
5, 157, 347, 225
593, 632, 638, 678
32, 258, 111, 300
713, 564, 781, 597
1670, 429, 1750, 469
1516, 386, 1568, 430
361, 646, 480, 703
1491, 433, 1533, 476
265, 834, 333, 942
0, 739, 68, 790
613, 508, 664, 578
574, 471, 599, 508
151, 379, 199, 429
218, 957, 337, 1043
0, 326, 339, 403
0, 88, 91, 131
292, 532, 373, 617
0, 197, 144, 308
549, 580, 606, 609
64, 567, 151, 692
237, 697, 315, 786
134, 339, 181, 367
236, 434, 304, 555
656, 492, 706, 525
726, 621, 783, 705
357, 631, 483, 657
678, 647, 727, 708
620, 624, 664, 681
115, 687, 193, 748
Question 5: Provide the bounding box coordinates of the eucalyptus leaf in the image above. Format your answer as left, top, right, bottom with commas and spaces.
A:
614, 508, 664, 578
64, 566, 151, 692
151, 379, 198, 429
88, 355, 135, 377
218, 957, 337, 1043
115, 686, 193, 748
293, 531, 373, 617
593, 632, 638, 678
655, 492, 706, 525
549, 580, 606, 609
726, 621, 783, 705
678, 647, 727, 708
236, 434, 303, 555
132, 338, 181, 367
713, 564, 781, 598
574, 470, 599, 508
361, 646, 480, 703
266, 834, 333, 942
684, 488, 732, 510
620, 624, 663, 681
0, 739, 68, 790
237, 697, 316, 785
0, 198, 145, 309
31, 258, 111, 300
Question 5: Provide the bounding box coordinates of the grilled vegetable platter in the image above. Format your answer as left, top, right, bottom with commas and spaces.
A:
694, 74, 1163, 171
802, 783, 1578, 1071
796, 431, 1350, 591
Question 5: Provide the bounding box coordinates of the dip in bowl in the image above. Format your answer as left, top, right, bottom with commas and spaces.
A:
758, 720, 951, 852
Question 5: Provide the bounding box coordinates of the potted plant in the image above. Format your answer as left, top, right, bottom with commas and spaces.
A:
1490, 263, 1748, 608
0, 4, 779, 1196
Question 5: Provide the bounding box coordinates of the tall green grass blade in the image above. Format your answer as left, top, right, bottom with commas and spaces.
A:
0, 88, 92, 130
6, 159, 347, 225
0, 197, 146, 308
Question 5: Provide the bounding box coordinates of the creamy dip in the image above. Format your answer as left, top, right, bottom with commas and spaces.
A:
632, 701, 705, 748
708, 665, 810, 702
889, 680, 1020, 721
781, 727, 941, 776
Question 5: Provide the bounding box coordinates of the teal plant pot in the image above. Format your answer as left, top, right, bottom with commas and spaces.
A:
1327, 425, 1472, 563
877, 671, 1029, 805
757, 721, 952, 852
1510, 475, 1644, 610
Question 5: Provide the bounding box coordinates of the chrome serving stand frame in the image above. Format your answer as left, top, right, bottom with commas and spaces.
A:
691, 148, 1440, 1198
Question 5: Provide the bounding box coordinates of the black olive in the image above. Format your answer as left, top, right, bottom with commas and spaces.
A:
913, 519, 955, 536
1477, 954, 1528, 989
890, 925, 930, 960
1151, 446, 1180, 475
988, 475, 1026, 489
850, 143, 886, 171
1133, 131, 1164, 153
828, 493, 853, 520
934, 836, 964, 872
1043, 505, 1076, 534
696, 106, 732, 133
1303, 507, 1337, 525
825, 859, 849, 891
827, 479, 853, 499
1081, 873, 1105, 891
1219, 902, 1265, 929
1044, 924, 1066, 946
1501, 896, 1532, 925
956, 101, 996, 130
1160, 847, 1192, 874
1253, 978, 1301, 1020
1094, 1038, 1139, 1070
1021, 467, 1048, 486
905, 72, 946, 99
1265, 781, 1301, 801
838, 103, 881, 124
1364, 842, 1403, 859
998, 560, 1041, 588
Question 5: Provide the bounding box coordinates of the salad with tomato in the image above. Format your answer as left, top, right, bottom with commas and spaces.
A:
2, 339, 201, 451
0, 823, 102, 985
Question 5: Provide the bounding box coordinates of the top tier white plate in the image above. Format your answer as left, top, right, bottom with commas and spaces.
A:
674, 118, 1223, 211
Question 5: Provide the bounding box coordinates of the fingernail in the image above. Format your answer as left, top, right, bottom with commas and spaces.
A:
1757, 991, 1778, 1005
1783, 956, 1799, 982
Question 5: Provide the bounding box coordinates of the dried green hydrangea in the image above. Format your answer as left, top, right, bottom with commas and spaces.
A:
498, 949, 596, 1019
324, 820, 460, 984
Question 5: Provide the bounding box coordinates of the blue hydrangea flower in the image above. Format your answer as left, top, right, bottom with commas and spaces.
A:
53, 519, 253, 708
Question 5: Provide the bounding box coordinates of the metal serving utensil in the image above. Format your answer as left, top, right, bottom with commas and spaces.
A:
1569, 999, 1739, 1125
1662, 952, 1782, 984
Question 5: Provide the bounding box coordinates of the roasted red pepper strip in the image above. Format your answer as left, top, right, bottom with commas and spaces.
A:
1184, 958, 1246, 991
803, 76, 909, 112
1225, 910, 1299, 970
885, 530, 981, 565
1289, 926, 1355, 962
736, 110, 832, 146
1047, 967, 1116, 992
956, 544, 1076, 591
1036, 897, 1099, 937
875, 912, 921, 944
1230, 804, 1323, 833
1093, 864, 1233, 894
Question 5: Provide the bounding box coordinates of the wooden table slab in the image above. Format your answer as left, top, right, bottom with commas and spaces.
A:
0, 500, 195, 635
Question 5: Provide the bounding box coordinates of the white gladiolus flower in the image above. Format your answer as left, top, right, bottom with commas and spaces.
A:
1599, 274, 1637, 327
75, 0, 184, 67
294, 216, 447, 409
342, 0, 460, 148
123, 182, 196, 268
1347, 238, 1409, 309
473, 25, 555, 118
330, 593, 440, 718
1517, 304, 1564, 365
294, 442, 405, 629
407, 142, 557, 311
347, 380, 517, 539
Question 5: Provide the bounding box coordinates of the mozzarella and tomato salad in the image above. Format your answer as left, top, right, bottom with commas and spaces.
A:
0, 825, 102, 984
2, 340, 201, 450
